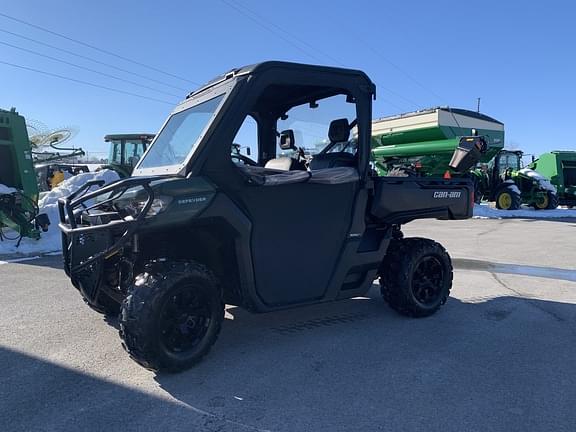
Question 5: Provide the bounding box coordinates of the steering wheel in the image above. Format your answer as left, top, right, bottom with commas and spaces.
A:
231, 153, 258, 166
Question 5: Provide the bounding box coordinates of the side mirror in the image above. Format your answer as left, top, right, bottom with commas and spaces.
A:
279, 129, 296, 150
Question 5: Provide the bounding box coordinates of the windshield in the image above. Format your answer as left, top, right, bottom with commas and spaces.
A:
138, 94, 225, 170
497, 152, 521, 175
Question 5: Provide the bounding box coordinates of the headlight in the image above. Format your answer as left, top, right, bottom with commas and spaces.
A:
141, 196, 172, 217
117, 195, 172, 218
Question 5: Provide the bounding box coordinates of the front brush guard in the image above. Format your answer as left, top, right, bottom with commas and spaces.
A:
58, 177, 156, 281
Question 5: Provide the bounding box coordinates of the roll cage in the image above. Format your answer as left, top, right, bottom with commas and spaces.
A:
133, 61, 376, 181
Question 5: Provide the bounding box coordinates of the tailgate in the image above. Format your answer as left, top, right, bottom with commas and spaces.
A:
371, 177, 473, 224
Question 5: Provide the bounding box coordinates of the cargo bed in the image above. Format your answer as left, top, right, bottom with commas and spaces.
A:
371, 176, 473, 224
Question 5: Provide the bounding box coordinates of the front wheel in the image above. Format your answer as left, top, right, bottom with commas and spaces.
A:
83, 290, 120, 317
495, 185, 522, 210
379, 238, 453, 318
119, 260, 224, 372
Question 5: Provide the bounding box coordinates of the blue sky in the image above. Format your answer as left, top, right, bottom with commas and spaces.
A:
1, 0, 575, 157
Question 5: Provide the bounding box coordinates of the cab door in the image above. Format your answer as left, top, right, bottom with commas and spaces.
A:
240, 179, 358, 306
231, 94, 360, 306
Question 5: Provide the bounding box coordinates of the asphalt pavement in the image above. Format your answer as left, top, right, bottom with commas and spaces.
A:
1, 218, 575, 432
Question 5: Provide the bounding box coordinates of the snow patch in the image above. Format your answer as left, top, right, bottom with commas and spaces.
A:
518, 168, 557, 192
473, 203, 576, 219
0, 170, 120, 256
518, 168, 546, 180
0, 184, 18, 195
38, 170, 119, 208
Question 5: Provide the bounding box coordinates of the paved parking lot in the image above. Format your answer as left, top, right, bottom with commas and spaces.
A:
1, 218, 575, 432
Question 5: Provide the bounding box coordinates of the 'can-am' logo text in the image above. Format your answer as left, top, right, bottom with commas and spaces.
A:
433, 191, 461, 198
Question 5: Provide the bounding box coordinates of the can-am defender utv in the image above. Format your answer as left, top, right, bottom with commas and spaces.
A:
59, 61, 480, 372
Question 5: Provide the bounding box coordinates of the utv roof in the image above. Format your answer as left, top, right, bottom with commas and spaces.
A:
186, 61, 373, 99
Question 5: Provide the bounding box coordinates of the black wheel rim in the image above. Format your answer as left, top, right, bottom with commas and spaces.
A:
411, 256, 444, 306
158, 285, 212, 355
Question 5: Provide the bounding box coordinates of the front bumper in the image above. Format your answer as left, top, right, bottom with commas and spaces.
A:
58, 177, 155, 303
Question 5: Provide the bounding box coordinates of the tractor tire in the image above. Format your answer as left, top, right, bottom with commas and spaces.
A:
119, 260, 224, 373
533, 192, 559, 210
495, 186, 522, 210
379, 238, 453, 318
547, 193, 559, 209
549, 193, 559, 209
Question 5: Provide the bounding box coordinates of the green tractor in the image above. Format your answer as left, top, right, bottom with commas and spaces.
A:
0, 108, 49, 242
476, 149, 558, 210
528, 151, 576, 208
103, 134, 155, 178
371, 107, 558, 210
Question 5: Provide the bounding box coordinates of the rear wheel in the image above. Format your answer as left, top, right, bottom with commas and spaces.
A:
495, 185, 521, 210
379, 238, 453, 317
119, 260, 224, 372
533, 191, 558, 210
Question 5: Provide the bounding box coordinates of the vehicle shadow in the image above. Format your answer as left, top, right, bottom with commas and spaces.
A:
154, 288, 576, 432
0, 346, 255, 432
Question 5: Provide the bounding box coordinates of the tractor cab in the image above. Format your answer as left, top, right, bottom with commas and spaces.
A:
104, 134, 155, 177
491, 149, 523, 180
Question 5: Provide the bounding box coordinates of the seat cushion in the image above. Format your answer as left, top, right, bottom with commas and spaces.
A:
264, 157, 293, 171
